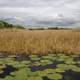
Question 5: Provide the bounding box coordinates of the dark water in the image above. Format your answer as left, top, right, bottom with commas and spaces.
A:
42, 71, 80, 80
12, 54, 31, 62
63, 70, 80, 80
30, 61, 64, 71
0, 65, 17, 78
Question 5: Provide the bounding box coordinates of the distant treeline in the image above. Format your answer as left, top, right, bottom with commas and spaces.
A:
0, 20, 25, 29
0, 20, 72, 30
28, 27, 71, 30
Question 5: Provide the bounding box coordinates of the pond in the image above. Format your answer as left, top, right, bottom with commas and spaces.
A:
0, 53, 80, 80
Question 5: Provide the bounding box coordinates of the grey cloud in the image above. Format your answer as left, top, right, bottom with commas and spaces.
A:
0, 0, 79, 8
0, 0, 80, 27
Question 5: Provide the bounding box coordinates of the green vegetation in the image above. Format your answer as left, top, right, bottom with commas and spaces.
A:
0, 20, 25, 29
0, 54, 80, 80
47, 73, 63, 80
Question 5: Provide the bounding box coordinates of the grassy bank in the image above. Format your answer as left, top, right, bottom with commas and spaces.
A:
0, 29, 80, 55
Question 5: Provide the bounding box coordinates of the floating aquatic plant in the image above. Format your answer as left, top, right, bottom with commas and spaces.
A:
31, 62, 40, 67
37, 71, 48, 77
29, 55, 41, 61
27, 76, 43, 80
54, 68, 65, 73
58, 54, 70, 60
12, 68, 29, 80
0, 70, 4, 74
0, 54, 80, 80
0, 64, 6, 69
0, 64, 6, 74
47, 73, 63, 80
29, 55, 38, 58
42, 56, 53, 60
57, 64, 70, 70
30, 57, 41, 61
48, 54, 56, 57
69, 65, 80, 72
77, 61, 80, 64
57, 54, 65, 57
0, 59, 6, 64
65, 58, 76, 64
8, 55, 16, 58
27, 71, 39, 77
10, 61, 28, 69
40, 60, 53, 66
3, 76, 13, 80
43, 69, 54, 74
70, 54, 79, 58
57, 58, 65, 61
21, 61, 31, 65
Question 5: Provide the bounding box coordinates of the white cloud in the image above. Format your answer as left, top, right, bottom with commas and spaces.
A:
0, 0, 80, 27
0, 7, 79, 18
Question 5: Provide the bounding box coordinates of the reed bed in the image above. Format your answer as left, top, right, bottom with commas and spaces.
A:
0, 29, 80, 55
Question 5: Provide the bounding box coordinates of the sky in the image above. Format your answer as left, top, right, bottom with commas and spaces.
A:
0, 0, 80, 27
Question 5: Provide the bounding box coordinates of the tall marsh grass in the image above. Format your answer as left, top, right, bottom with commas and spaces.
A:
0, 29, 80, 55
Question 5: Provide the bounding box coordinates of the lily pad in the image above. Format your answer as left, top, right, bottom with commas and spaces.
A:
57, 64, 70, 70
29, 55, 38, 58
3, 76, 13, 80
27, 76, 42, 80
47, 73, 63, 80
43, 69, 54, 74
70, 65, 80, 72
37, 71, 48, 77
13, 68, 28, 80
54, 68, 65, 73
31, 57, 41, 61
31, 62, 40, 67
40, 60, 53, 66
